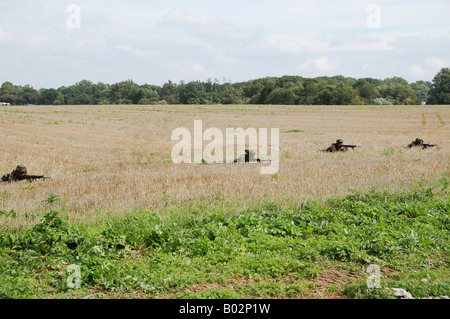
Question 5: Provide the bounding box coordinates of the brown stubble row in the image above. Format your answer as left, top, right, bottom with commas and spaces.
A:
0, 104, 449, 229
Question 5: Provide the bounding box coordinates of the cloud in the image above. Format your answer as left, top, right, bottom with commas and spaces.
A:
1, 1, 450, 88
114, 42, 161, 57
0, 27, 15, 43
425, 57, 450, 69
193, 62, 208, 75
299, 56, 338, 73
409, 65, 426, 77
161, 9, 261, 46
259, 35, 308, 55
162, 10, 221, 27
328, 32, 383, 48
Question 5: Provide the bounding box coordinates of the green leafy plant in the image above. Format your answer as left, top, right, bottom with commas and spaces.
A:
42, 193, 61, 205
381, 147, 395, 156
0, 188, 448, 299
283, 129, 304, 133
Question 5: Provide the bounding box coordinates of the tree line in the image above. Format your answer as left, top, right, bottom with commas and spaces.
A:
1, 68, 449, 106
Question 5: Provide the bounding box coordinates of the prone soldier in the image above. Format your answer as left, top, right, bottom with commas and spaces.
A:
322, 139, 361, 152
1, 165, 50, 182
406, 138, 437, 150
233, 149, 269, 163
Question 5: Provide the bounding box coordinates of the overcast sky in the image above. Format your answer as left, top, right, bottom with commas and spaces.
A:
0, 0, 449, 88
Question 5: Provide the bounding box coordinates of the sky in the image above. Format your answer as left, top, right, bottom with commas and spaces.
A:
0, 0, 449, 89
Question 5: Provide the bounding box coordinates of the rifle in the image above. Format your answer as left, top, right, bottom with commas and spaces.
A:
18, 175, 51, 182
233, 157, 272, 163
342, 145, 361, 150
422, 143, 437, 149
321, 144, 361, 152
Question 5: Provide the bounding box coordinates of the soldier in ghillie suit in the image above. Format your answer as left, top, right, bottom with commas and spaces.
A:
406, 138, 437, 149
1, 165, 50, 182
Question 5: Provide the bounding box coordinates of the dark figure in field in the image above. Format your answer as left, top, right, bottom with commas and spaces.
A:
324, 139, 345, 152
1, 165, 50, 182
233, 149, 263, 163
322, 139, 361, 153
2, 165, 28, 182
406, 138, 437, 150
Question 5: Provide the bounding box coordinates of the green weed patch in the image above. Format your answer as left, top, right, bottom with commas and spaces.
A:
0, 188, 448, 299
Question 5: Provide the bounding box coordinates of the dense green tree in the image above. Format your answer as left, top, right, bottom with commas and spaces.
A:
160, 81, 178, 104
242, 79, 264, 99
275, 75, 303, 89
244, 78, 276, 104
21, 85, 40, 104
331, 83, 355, 105
331, 75, 357, 86
265, 87, 298, 105
39, 88, 59, 105
0, 81, 16, 104
378, 84, 416, 105
220, 85, 241, 104
0, 73, 428, 106
384, 76, 409, 86
298, 78, 320, 105
427, 68, 450, 104
354, 79, 378, 104
177, 81, 207, 104
410, 81, 431, 104
92, 82, 109, 104
136, 87, 160, 104
361, 77, 384, 87
314, 82, 335, 105
0, 81, 14, 95
108, 80, 141, 104
52, 92, 65, 105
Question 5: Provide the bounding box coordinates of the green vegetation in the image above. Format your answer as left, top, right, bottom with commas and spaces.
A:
428, 68, 450, 105
2, 68, 449, 106
284, 129, 304, 133
381, 147, 396, 156
0, 186, 448, 299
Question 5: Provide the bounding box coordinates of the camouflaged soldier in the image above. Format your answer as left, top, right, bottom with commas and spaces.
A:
1, 165, 49, 182
324, 139, 346, 152
1, 165, 28, 182
407, 138, 424, 148
234, 149, 263, 163
245, 149, 257, 162
406, 138, 437, 149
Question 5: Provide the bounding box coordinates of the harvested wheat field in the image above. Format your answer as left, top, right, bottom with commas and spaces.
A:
1, 104, 449, 228
1, 104, 449, 300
